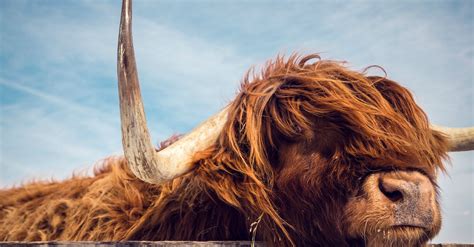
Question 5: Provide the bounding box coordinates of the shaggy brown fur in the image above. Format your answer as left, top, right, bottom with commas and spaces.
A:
0, 55, 448, 246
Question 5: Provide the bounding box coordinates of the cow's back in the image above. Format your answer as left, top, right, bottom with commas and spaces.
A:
0, 158, 158, 241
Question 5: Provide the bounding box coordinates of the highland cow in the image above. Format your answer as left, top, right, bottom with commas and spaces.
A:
1, 0, 473, 246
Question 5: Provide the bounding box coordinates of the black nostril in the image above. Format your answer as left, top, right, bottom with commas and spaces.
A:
378, 178, 403, 202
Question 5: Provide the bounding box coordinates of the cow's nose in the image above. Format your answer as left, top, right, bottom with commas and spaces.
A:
379, 177, 418, 203
377, 171, 435, 228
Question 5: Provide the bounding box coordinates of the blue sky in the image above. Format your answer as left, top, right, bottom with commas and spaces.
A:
0, 0, 472, 243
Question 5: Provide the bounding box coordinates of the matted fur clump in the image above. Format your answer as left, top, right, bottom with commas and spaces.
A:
0, 55, 448, 246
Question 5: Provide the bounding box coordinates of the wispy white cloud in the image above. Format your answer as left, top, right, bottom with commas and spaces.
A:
0, 79, 120, 186
0, 79, 102, 114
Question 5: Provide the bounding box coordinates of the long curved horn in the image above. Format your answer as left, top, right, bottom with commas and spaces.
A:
432, 125, 474, 152
117, 0, 228, 184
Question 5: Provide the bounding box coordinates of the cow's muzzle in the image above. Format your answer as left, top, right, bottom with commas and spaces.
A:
376, 171, 436, 229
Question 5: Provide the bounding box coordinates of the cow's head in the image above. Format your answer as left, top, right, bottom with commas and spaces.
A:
259, 59, 449, 245
116, 0, 474, 246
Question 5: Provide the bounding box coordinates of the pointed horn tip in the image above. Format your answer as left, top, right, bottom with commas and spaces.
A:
432, 125, 474, 152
